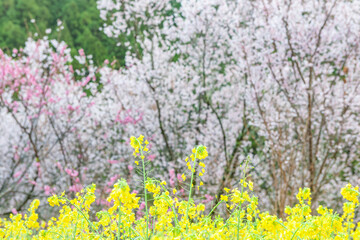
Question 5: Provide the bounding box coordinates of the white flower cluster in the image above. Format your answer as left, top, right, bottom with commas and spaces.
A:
97, 0, 360, 214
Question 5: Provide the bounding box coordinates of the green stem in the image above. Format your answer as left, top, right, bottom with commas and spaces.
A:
135, 139, 149, 240
206, 200, 224, 218
216, 202, 243, 232
237, 156, 250, 240
47, 231, 65, 239
117, 201, 123, 240
73, 197, 86, 239
72, 206, 80, 239
105, 211, 144, 240
59, 197, 99, 235
185, 147, 200, 233
159, 184, 180, 226
157, 183, 185, 239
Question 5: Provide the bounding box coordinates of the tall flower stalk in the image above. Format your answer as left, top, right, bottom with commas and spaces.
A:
130, 135, 150, 240
237, 156, 251, 240
185, 145, 208, 233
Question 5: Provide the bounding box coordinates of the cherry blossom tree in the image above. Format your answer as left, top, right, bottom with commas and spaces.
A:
237, 0, 360, 216
98, 0, 360, 217
0, 37, 130, 216
97, 0, 260, 210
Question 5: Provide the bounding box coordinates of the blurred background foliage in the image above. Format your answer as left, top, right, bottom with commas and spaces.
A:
0, 0, 127, 66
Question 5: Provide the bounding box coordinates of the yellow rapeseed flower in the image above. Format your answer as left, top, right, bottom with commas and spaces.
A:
130, 136, 140, 150
181, 174, 186, 181
1, 138, 359, 240
196, 146, 208, 160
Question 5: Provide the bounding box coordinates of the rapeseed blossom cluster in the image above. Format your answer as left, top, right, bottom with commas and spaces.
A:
0, 136, 359, 239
